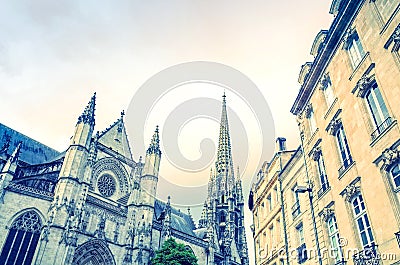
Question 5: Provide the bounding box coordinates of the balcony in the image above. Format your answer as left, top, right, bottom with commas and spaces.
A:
291, 201, 301, 219
297, 243, 308, 264
371, 117, 393, 141
317, 180, 330, 198
338, 157, 354, 177
395, 231, 400, 248
353, 243, 380, 265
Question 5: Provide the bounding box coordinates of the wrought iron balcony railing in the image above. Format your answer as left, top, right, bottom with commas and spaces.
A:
371, 117, 392, 141
353, 243, 380, 265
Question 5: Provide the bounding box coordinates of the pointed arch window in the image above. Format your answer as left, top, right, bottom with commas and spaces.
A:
0, 211, 42, 265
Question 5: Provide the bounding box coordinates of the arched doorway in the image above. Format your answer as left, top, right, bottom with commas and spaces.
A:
0, 210, 42, 265
72, 239, 115, 265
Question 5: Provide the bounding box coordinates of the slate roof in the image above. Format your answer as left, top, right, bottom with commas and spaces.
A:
0, 123, 61, 165
154, 199, 198, 237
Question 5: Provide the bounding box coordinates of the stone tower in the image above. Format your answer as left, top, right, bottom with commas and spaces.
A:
132, 126, 161, 265
199, 93, 249, 265
35, 93, 97, 265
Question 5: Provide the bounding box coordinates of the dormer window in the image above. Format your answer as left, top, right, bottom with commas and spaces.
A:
310, 30, 328, 58
298, 62, 313, 85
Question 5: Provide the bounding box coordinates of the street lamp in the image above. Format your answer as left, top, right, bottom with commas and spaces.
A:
295, 182, 323, 265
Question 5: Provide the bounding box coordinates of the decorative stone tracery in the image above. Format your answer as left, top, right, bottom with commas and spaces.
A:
340, 177, 361, 202
381, 147, 400, 171
327, 118, 342, 135
72, 239, 116, 265
92, 157, 130, 195
320, 206, 335, 222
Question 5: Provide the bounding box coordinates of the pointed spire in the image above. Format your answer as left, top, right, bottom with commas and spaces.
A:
0, 133, 11, 154
118, 110, 125, 133
77, 92, 96, 126
146, 126, 161, 156
2, 142, 22, 174
216, 93, 233, 175
9, 142, 22, 163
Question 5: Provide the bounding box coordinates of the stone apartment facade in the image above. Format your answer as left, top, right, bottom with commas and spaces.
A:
251, 0, 400, 264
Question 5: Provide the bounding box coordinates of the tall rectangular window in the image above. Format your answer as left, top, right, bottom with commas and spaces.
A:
365, 82, 391, 140
261, 202, 265, 217
276, 219, 281, 243
269, 225, 274, 250
297, 223, 305, 244
390, 163, 400, 189
327, 215, 343, 263
267, 194, 272, 211
324, 76, 335, 106
316, 152, 329, 196
296, 223, 307, 263
292, 186, 301, 218
335, 124, 353, 174
274, 186, 279, 204
347, 31, 366, 68
308, 109, 317, 134
352, 193, 374, 247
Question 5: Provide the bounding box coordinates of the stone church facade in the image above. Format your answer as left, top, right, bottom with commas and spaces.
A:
0, 93, 248, 265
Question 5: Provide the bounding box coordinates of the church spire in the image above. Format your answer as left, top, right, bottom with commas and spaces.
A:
216, 93, 234, 181
146, 126, 161, 156
77, 92, 96, 126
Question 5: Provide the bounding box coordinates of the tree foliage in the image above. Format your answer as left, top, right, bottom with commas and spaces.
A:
151, 237, 198, 265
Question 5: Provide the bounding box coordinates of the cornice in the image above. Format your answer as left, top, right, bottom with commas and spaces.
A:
291, 0, 365, 115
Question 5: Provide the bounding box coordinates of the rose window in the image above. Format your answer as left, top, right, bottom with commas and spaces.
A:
97, 174, 116, 197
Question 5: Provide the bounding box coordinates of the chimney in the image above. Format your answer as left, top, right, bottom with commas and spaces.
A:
275, 137, 286, 152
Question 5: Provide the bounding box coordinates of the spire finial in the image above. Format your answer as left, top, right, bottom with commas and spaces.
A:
78, 92, 96, 126
120, 110, 125, 120
146, 126, 161, 155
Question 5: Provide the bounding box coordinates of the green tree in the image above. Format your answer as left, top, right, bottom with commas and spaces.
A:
151, 237, 198, 265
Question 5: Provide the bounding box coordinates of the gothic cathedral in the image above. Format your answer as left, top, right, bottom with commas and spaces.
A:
0, 93, 248, 265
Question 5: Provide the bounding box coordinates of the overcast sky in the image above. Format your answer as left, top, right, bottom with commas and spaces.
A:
0, 0, 334, 263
